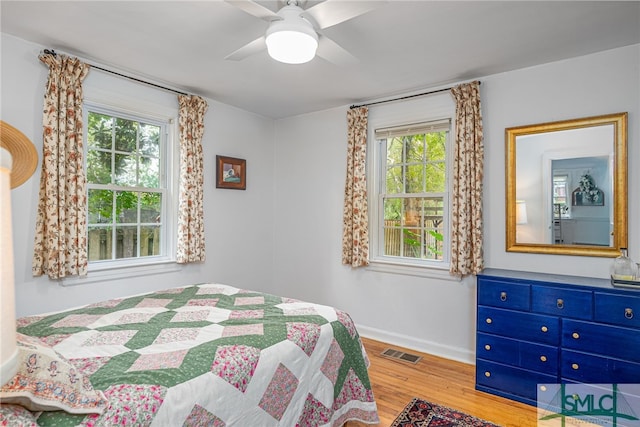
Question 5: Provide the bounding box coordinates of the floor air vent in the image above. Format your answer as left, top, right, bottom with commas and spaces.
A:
381, 348, 422, 364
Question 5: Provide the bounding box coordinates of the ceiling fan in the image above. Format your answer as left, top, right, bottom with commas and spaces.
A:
224, 0, 383, 65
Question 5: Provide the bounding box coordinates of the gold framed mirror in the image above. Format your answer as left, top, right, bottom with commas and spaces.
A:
506, 112, 627, 257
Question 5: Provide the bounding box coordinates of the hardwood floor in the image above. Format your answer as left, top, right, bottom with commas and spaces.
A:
348, 337, 539, 427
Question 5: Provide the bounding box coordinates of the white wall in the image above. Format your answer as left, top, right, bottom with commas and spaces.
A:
2, 34, 276, 317
3, 31, 639, 365
272, 44, 639, 363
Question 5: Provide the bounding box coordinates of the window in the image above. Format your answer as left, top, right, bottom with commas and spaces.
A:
553, 174, 571, 219
371, 119, 451, 269
85, 105, 173, 268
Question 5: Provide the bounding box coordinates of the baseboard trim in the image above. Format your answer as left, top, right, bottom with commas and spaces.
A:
356, 324, 475, 365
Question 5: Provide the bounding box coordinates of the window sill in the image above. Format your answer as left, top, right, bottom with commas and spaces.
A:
59, 259, 181, 287
366, 259, 461, 281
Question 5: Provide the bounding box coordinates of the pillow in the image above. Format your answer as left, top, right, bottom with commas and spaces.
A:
0, 403, 38, 426
0, 333, 107, 414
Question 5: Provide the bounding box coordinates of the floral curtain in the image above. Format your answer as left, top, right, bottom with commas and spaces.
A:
341, 107, 369, 267
450, 81, 484, 276
33, 53, 90, 280
176, 95, 208, 263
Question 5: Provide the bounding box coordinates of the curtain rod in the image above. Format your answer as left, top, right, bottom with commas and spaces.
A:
349, 81, 481, 110
42, 49, 189, 96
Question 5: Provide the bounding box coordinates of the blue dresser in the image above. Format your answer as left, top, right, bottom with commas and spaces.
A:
476, 269, 640, 406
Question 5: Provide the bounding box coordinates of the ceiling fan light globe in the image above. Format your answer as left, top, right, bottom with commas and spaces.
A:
266, 30, 318, 64
265, 5, 319, 65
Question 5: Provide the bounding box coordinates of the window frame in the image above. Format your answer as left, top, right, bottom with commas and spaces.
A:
366, 94, 457, 280
61, 91, 179, 285
85, 104, 170, 266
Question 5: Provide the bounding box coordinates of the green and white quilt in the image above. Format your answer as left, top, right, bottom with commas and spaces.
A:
16, 283, 379, 426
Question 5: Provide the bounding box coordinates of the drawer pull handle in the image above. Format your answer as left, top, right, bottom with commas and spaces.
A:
572, 332, 580, 339
540, 385, 547, 392
484, 371, 491, 377
625, 308, 634, 319
572, 363, 579, 370
556, 299, 564, 309
541, 326, 548, 333
500, 292, 507, 302
486, 318, 492, 324
540, 355, 547, 362
484, 344, 491, 351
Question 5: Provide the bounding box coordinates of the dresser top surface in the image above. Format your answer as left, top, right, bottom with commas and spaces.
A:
480, 268, 640, 293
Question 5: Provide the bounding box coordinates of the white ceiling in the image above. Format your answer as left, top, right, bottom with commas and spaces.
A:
2, 1, 639, 119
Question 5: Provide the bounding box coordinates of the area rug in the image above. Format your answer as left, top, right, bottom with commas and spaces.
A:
391, 397, 500, 427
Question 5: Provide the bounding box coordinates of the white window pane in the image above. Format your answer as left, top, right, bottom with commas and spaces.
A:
115, 118, 138, 153
403, 228, 422, 258
405, 164, 424, 193
86, 150, 112, 184
140, 192, 162, 223
405, 136, 425, 163
88, 189, 113, 224
116, 191, 139, 224
386, 166, 403, 194
116, 225, 138, 259
141, 225, 161, 257
139, 156, 160, 188
87, 113, 113, 149
88, 226, 112, 261
426, 162, 446, 192
139, 123, 160, 157
114, 153, 137, 186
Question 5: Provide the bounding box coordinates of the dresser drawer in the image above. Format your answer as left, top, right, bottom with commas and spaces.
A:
532, 285, 593, 320
478, 278, 530, 310
476, 359, 556, 401
477, 333, 518, 363
594, 292, 640, 328
477, 333, 557, 374
561, 350, 640, 383
562, 319, 640, 363
478, 306, 560, 345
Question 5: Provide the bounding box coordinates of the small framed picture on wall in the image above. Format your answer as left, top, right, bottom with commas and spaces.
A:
216, 155, 246, 190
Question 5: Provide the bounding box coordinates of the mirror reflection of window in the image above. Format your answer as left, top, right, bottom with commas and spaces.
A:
552, 175, 571, 219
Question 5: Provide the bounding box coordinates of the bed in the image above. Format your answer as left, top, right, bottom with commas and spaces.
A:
1, 283, 379, 426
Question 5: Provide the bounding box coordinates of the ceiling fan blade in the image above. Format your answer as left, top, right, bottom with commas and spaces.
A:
224, 0, 280, 21
316, 34, 358, 66
303, 0, 385, 29
225, 36, 267, 61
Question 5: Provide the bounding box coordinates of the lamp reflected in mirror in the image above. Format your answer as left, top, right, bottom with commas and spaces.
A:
516, 200, 528, 225
515, 200, 528, 242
